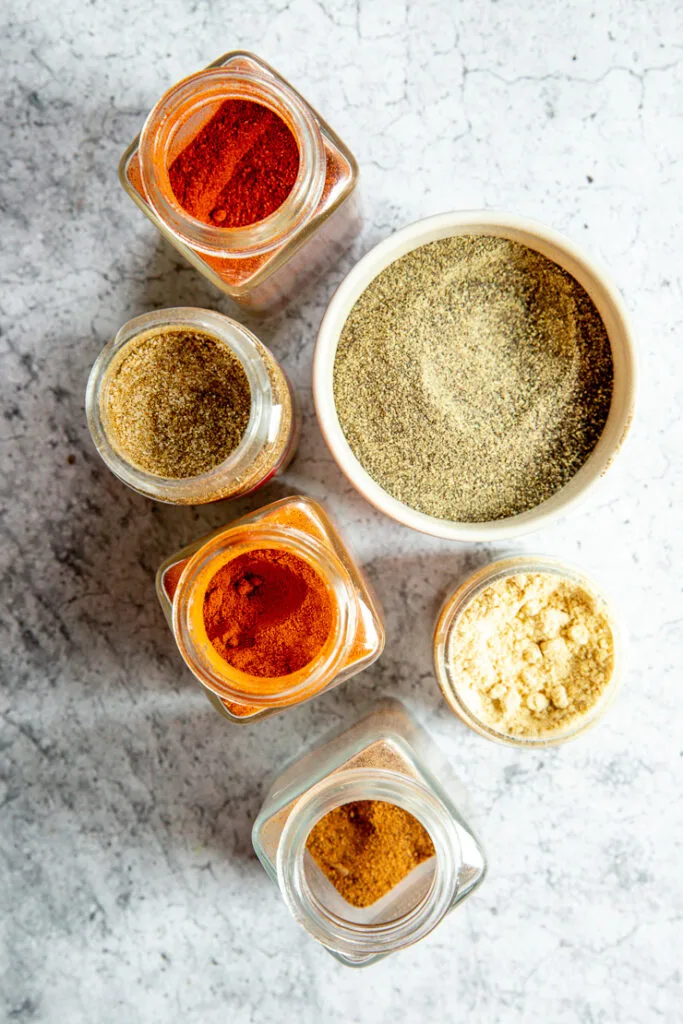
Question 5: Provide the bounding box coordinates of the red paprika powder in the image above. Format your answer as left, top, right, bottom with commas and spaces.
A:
202, 547, 334, 678
168, 99, 300, 228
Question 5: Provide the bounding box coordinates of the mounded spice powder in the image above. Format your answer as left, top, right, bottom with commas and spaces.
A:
446, 571, 615, 738
203, 548, 334, 677
103, 327, 251, 478
333, 235, 614, 522
168, 98, 300, 228
306, 800, 436, 908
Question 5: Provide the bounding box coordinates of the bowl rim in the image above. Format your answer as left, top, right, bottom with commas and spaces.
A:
313, 210, 638, 542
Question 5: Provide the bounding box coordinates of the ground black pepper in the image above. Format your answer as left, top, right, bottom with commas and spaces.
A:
333, 235, 614, 522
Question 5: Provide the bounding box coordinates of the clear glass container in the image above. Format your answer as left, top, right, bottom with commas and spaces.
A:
120, 51, 361, 313
156, 496, 384, 723
433, 555, 622, 747
252, 699, 486, 966
85, 307, 299, 504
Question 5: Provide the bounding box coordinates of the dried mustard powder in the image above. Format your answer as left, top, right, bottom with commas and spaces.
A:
447, 572, 615, 738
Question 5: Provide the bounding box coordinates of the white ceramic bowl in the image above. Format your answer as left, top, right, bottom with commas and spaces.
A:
313, 211, 637, 541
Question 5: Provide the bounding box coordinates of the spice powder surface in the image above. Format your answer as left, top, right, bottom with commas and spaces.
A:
203, 548, 334, 678
333, 235, 614, 522
168, 99, 300, 228
306, 800, 435, 907
448, 571, 615, 738
103, 327, 251, 479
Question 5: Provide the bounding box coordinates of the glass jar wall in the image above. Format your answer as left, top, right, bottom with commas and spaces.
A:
252, 700, 486, 966
120, 52, 361, 313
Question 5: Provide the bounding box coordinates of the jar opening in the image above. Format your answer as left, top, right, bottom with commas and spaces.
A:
139, 68, 326, 257
276, 770, 462, 957
86, 308, 281, 503
303, 798, 437, 925
99, 323, 254, 481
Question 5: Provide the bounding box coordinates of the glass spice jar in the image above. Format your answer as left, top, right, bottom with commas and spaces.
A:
156, 496, 385, 723
252, 699, 487, 966
85, 307, 299, 504
120, 51, 361, 314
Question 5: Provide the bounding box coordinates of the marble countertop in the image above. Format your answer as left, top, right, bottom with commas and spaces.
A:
2, 1, 681, 1021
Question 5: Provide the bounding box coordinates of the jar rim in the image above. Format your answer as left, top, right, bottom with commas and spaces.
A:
138, 67, 326, 257
172, 524, 359, 706
275, 768, 463, 957
85, 307, 277, 503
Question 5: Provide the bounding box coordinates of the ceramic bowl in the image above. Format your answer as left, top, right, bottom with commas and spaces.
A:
313, 211, 637, 541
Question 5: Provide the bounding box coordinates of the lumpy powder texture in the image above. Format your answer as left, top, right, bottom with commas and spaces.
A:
104, 327, 251, 479
333, 235, 614, 522
446, 571, 615, 738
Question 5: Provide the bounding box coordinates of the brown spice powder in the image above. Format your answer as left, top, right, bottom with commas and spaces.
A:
306, 800, 435, 907
103, 326, 251, 479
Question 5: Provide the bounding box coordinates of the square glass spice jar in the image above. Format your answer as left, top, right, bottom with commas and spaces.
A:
120, 51, 361, 313
252, 699, 486, 966
156, 496, 384, 723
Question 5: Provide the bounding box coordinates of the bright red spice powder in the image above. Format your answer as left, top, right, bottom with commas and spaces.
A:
168, 99, 300, 228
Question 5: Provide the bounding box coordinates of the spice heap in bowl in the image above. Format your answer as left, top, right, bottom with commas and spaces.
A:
314, 212, 636, 541
434, 557, 621, 746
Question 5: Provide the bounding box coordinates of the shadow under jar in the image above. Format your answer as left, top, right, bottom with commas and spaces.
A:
252, 700, 486, 966
120, 51, 361, 314
86, 307, 299, 504
156, 497, 385, 723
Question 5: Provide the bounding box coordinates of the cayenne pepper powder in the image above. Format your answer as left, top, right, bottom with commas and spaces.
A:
306, 800, 436, 908
168, 99, 300, 228
202, 548, 334, 677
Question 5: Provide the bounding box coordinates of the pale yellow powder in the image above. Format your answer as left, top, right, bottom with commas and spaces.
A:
447, 572, 615, 738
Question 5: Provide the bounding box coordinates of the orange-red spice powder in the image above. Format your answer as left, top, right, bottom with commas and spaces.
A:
202, 548, 333, 678
168, 99, 300, 228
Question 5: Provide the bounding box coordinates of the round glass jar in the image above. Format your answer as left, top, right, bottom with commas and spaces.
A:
252, 700, 486, 966
156, 497, 385, 722
85, 307, 298, 504
120, 51, 361, 312
433, 556, 623, 747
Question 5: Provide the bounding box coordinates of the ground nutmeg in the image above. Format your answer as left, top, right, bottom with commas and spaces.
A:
203, 548, 334, 678
306, 800, 436, 908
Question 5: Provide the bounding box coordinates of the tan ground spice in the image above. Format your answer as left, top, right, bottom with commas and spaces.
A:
306, 800, 435, 907
103, 326, 251, 478
448, 572, 615, 738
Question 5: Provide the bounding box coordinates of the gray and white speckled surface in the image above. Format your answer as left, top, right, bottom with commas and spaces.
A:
1, 1, 682, 1021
